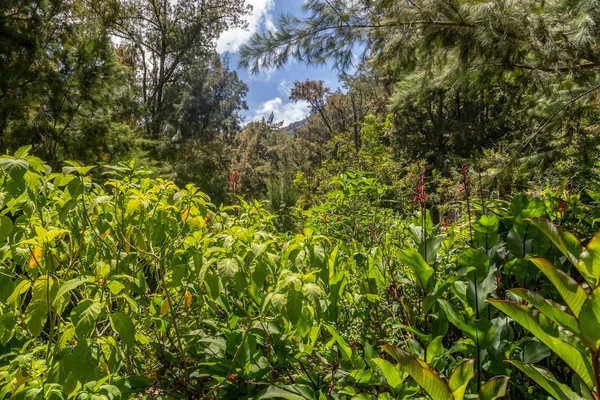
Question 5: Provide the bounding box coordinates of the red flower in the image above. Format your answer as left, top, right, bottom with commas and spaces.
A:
557, 199, 567, 215
229, 170, 239, 190
413, 164, 428, 208
442, 220, 449, 227
228, 374, 235, 381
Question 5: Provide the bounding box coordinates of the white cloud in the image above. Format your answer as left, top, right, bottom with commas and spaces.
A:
253, 97, 310, 126
277, 80, 293, 97
217, 0, 275, 54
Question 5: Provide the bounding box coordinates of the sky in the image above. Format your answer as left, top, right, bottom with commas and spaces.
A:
216, 0, 342, 127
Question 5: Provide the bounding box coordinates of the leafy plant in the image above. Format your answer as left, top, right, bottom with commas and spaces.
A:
490, 218, 600, 399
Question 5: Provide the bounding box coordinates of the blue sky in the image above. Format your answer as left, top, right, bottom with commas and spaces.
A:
216, 0, 341, 126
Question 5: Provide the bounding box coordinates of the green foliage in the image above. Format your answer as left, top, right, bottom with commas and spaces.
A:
1, 146, 600, 400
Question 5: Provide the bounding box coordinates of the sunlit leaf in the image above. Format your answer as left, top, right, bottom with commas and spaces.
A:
509, 361, 586, 400
381, 345, 453, 400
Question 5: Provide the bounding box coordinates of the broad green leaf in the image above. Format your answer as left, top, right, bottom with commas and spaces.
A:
286, 287, 303, 325
381, 345, 453, 400
393, 323, 432, 341
508, 361, 586, 400
260, 385, 315, 399
578, 231, 600, 286
325, 324, 352, 360
398, 249, 435, 293
439, 299, 494, 349
418, 236, 443, 265
251, 243, 267, 257
62, 162, 95, 176
110, 312, 136, 347
579, 287, 600, 352
530, 258, 587, 316
509, 288, 580, 334
423, 278, 457, 313
13, 145, 32, 158
0, 216, 13, 243
0, 157, 29, 181
474, 214, 499, 250
7, 280, 31, 304
527, 218, 582, 270
489, 300, 594, 389
108, 281, 125, 295
373, 358, 404, 389
24, 277, 55, 337
328, 243, 340, 281
466, 272, 497, 316
523, 341, 551, 364
478, 376, 509, 400
458, 248, 489, 284
426, 336, 445, 364
71, 299, 102, 340
217, 257, 239, 279
53, 276, 92, 306
0, 312, 16, 345
350, 369, 373, 385
438, 299, 462, 327
462, 319, 495, 350
302, 283, 324, 303
448, 359, 474, 400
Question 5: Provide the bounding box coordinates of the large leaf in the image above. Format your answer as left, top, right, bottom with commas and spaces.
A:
508, 361, 586, 400
217, 257, 239, 279
71, 299, 102, 340
373, 358, 404, 389
474, 214, 499, 250
578, 231, 600, 286
530, 258, 588, 316
286, 287, 303, 326
259, 385, 315, 399
438, 299, 494, 349
0, 157, 29, 181
381, 345, 453, 400
579, 287, 600, 352
110, 312, 136, 347
398, 249, 435, 293
325, 324, 352, 360
24, 276, 55, 337
527, 218, 583, 271
509, 288, 580, 334
466, 272, 497, 316
0, 216, 13, 243
489, 300, 594, 389
423, 278, 457, 313
462, 319, 495, 350
478, 376, 509, 400
448, 359, 474, 400
53, 276, 92, 306
426, 336, 445, 364
523, 341, 551, 364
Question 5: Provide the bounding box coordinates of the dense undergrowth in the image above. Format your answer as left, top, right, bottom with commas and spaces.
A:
2, 147, 600, 399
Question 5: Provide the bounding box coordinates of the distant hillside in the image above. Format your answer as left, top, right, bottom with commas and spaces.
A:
284, 117, 307, 134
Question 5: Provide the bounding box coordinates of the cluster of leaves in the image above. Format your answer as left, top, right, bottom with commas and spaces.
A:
2, 147, 600, 400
